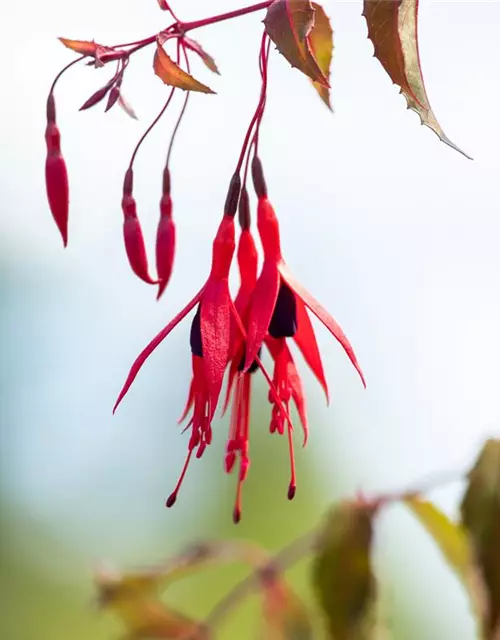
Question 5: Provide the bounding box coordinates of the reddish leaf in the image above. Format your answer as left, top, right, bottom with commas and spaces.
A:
58, 38, 117, 67
59, 38, 100, 56
183, 37, 220, 75
154, 43, 215, 93
264, 0, 329, 87
308, 3, 334, 109
362, 0, 470, 158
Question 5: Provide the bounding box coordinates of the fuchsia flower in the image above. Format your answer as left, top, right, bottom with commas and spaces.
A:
244, 159, 366, 392
113, 177, 287, 512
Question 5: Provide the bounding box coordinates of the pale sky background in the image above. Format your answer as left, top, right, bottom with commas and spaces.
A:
1, 1, 499, 638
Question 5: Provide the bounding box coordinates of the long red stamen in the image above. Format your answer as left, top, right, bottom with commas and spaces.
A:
166, 448, 193, 508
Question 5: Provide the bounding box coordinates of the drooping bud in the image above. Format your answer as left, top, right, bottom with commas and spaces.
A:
224, 172, 241, 218
156, 167, 176, 299
121, 168, 157, 284
79, 83, 112, 111
45, 93, 69, 247
251, 156, 267, 199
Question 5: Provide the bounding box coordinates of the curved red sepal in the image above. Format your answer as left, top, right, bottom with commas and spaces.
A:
200, 279, 233, 420
279, 262, 366, 388
113, 288, 204, 413
244, 260, 280, 371
294, 296, 329, 403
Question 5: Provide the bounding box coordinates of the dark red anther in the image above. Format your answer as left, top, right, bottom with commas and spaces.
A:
288, 484, 296, 500
156, 167, 175, 299
233, 506, 241, 524
224, 173, 241, 218
165, 493, 177, 508
251, 156, 267, 199
45, 94, 69, 247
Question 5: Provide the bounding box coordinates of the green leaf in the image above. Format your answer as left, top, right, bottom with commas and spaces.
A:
264, 0, 329, 87
311, 502, 377, 639
362, 0, 470, 159
461, 439, 500, 639
153, 43, 215, 93
308, 3, 333, 109
404, 495, 484, 635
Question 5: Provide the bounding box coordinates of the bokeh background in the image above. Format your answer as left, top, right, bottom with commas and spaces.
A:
1, 0, 499, 638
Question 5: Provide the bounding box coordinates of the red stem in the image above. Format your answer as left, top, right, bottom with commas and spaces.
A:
181, 1, 273, 32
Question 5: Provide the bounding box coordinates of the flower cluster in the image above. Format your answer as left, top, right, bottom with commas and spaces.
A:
44, 4, 365, 522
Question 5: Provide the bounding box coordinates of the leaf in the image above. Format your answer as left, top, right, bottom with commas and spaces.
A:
262, 578, 314, 640
95, 565, 203, 639
154, 43, 215, 93
118, 92, 139, 120
405, 496, 484, 633
58, 38, 117, 67
308, 3, 334, 109
312, 501, 377, 639
362, 0, 471, 159
461, 439, 500, 639
183, 37, 220, 75
264, 0, 329, 87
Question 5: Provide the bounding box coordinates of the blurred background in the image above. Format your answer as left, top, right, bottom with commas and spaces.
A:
1, 0, 499, 638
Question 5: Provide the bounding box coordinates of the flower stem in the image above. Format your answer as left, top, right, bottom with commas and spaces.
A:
181, 1, 273, 32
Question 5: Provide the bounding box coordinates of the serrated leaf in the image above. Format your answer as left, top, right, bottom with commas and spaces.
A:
264, 0, 329, 87
184, 37, 220, 75
362, 0, 470, 159
308, 3, 333, 109
312, 502, 377, 639
405, 496, 484, 634
461, 439, 500, 639
58, 38, 117, 67
262, 579, 313, 640
154, 43, 215, 94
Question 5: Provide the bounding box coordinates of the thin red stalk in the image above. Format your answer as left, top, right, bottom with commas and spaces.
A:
128, 42, 182, 169
49, 56, 85, 96
166, 42, 191, 169
234, 32, 270, 175
181, 1, 273, 32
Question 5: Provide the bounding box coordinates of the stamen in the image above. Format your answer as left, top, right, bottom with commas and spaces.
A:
287, 422, 297, 500
166, 448, 194, 508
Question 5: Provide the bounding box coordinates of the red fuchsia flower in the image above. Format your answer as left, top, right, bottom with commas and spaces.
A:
113, 175, 288, 510
244, 158, 366, 393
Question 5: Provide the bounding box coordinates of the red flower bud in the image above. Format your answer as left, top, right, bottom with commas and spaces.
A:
122, 194, 157, 285
45, 118, 69, 247
156, 193, 176, 299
